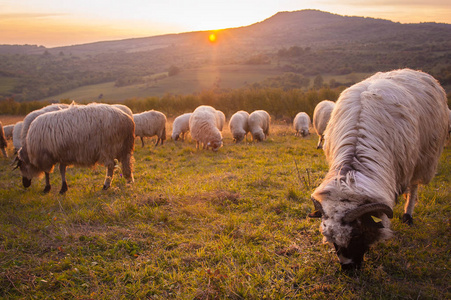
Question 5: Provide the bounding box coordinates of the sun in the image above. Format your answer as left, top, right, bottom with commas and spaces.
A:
208, 33, 217, 43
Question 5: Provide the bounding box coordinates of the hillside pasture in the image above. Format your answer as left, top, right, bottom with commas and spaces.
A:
0, 119, 450, 299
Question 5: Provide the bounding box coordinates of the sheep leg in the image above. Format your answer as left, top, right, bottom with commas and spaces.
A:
120, 154, 134, 184
155, 138, 160, 146
402, 184, 418, 225
141, 137, 145, 148
43, 172, 51, 193
317, 136, 324, 149
103, 164, 114, 190
59, 164, 68, 194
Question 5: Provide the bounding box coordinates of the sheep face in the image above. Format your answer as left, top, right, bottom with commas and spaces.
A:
16, 149, 43, 188
233, 133, 245, 143
301, 129, 310, 137
311, 198, 393, 270
207, 139, 223, 151
253, 131, 265, 142
172, 133, 180, 141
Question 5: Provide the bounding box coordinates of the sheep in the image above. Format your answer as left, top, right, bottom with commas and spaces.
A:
172, 113, 192, 141
15, 103, 135, 194
189, 105, 223, 151
248, 110, 270, 142
309, 69, 449, 270
216, 110, 226, 131
3, 124, 13, 139
12, 121, 23, 153
133, 110, 167, 147
229, 110, 250, 143
313, 100, 335, 149
0, 122, 7, 158
293, 112, 311, 137
448, 108, 451, 134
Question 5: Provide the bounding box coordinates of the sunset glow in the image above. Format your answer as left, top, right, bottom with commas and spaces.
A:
208, 33, 217, 43
1, 0, 450, 47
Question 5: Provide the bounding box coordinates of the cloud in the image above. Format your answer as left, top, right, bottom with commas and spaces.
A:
0, 12, 67, 20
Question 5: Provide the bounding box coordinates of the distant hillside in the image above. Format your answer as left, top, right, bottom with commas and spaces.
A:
1, 9, 450, 102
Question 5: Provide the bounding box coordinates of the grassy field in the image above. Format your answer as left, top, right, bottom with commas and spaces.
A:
0, 120, 450, 299
40, 65, 371, 103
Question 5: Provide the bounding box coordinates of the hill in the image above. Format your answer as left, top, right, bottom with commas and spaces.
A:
0, 9, 450, 102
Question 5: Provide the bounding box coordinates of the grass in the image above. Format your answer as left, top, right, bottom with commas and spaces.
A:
0, 120, 450, 299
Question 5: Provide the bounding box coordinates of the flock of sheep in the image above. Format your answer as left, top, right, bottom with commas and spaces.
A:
1, 68, 450, 270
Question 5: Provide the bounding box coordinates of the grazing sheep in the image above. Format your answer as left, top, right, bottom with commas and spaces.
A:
189, 105, 223, 151
248, 110, 270, 142
133, 110, 167, 147
15, 103, 135, 194
18, 104, 70, 186
293, 112, 311, 137
313, 100, 335, 149
216, 110, 226, 131
172, 113, 192, 141
309, 69, 449, 270
12, 121, 23, 152
229, 110, 250, 143
112, 104, 133, 117
3, 124, 13, 139
0, 122, 7, 157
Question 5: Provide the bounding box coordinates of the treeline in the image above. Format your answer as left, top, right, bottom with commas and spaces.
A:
0, 87, 343, 120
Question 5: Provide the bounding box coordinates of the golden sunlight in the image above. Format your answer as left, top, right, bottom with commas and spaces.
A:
208, 33, 217, 43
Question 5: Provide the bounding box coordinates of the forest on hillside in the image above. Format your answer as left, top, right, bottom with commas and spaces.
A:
1, 40, 451, 103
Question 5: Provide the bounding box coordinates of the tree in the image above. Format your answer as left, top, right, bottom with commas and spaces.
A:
313, 75, 324, 89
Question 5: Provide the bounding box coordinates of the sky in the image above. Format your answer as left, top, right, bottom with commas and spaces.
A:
1, 0, 450, 47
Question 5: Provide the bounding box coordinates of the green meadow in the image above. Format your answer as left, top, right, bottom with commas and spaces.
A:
0, 122, 450, 299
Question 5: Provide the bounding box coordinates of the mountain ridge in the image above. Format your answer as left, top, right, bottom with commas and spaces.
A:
1, 9, 450, 55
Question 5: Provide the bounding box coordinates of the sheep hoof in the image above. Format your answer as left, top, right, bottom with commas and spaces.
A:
59, 182, 68, 194
43, 185, 51, 194
402, 214, 413, 225
102, 185, 110, 190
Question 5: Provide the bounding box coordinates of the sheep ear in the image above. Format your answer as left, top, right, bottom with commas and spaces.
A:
362, 214, 385, 229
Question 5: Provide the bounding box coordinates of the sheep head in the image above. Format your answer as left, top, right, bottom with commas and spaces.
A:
15, 148, 42, 188
310, 197, 393, 270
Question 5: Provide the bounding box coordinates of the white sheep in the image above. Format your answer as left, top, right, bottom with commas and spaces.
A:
310, 69, 449, 270
248, 110, 270, 142
293, 112, 311, 137
133, 110, 167, 147
15, 103, 135, 194
12, 121, 23, 153
313, 100, 335, 149
172, 113, 192, 141
3, 124, 13, 140
229, 110, 250, 143
189, 105, 223, 151
0, 122, 7, 157
216, 110, 226, 131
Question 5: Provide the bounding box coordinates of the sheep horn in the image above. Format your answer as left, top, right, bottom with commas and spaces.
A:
343, 203, 393, 223
309, 197, 325, 217
11, 156, 21, 170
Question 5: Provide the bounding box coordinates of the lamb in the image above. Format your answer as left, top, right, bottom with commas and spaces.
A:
216, 110, 226, 131
248, 110, 270, 142
133, 110, 167, 147
0, 122, 7, 157
3, 124, 13, 139
15, 103, 135, 194
189, 105, 223, 151
293, 112, 311, 137
172, 113, 192, 141
229, 110, 250, 143
309, 69, 449, 270
12, 121, 23, 153
313, 100, 335, 149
